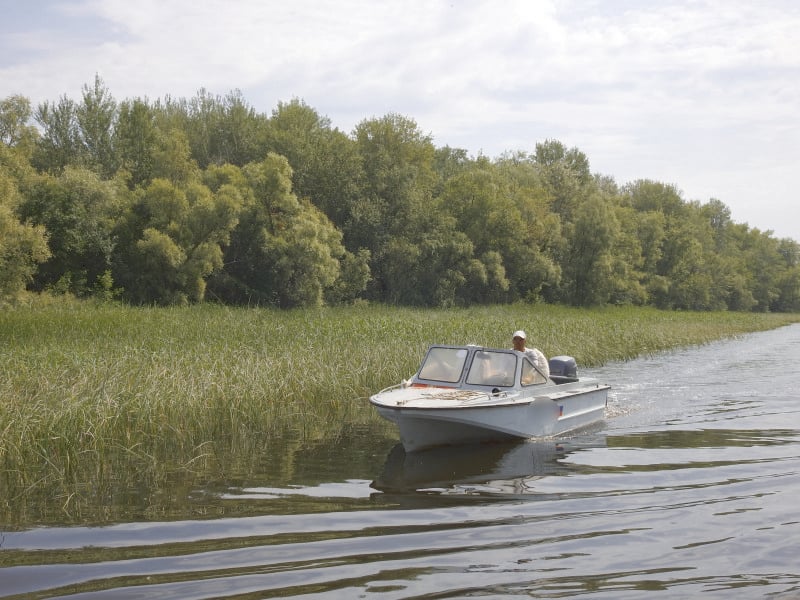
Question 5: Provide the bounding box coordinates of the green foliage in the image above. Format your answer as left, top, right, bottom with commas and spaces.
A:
17, 166, 122, 296
115, 98, 158, 188
0, 165, 50, 301
265, 99, 364, 237
0, 94, 38, 157
1, 82, 798, 311
324, 247, 371, 305
115, 178, 239, 304
32, 94, 81, 173
561, 194, 620, 306
76, 75, 118, 177
208, 154, 350, 307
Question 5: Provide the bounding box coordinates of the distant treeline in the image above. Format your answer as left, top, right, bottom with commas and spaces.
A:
1, 76, 798, 310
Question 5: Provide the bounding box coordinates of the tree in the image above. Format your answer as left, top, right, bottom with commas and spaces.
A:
623, 180, 717, 309
115, 178, 240, 304
32, 94, 81, 173
738, 227, 784, 312
625, 179, 686, 217
212, 89, 266, 166
265, 99, 364, 239
165, 89, 268, 168
353, 114, 440, 301
150, 127, 200, 186
0, 159, 50, 301
76, 75, 118, 177
533, 139, 592, 220
0, 95, 39, 157
18, 166, 123, 295
210, 154, 352, 307
114, 98, 158, 188
772, 238, 800, 312
657, 214, 715, 310
31, 77, 119, 178
561, 194, 619, 306
607, 204, 648, 305
436, 166, 516, 302
8, 83, 800, 312
324, 247, 371, 305
702, 198, 733, 252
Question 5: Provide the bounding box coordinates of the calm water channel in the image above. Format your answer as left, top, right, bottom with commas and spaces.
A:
2, 324, 800, 598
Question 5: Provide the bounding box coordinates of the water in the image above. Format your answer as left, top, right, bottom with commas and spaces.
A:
3, 325, 800, 598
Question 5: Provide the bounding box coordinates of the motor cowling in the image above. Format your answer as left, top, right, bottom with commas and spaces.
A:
549, 355, 578, 384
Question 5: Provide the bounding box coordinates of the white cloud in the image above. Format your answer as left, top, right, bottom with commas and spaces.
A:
1, 0, 799, 239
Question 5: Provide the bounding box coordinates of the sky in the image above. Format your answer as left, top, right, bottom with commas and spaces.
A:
2, 0, 799, 241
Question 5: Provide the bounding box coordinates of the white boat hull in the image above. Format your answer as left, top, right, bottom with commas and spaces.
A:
371, 382, 609, 452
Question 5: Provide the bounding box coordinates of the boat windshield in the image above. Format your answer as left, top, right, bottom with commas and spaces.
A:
418, 347, 469, 383
521, 356, 549, 386
466, 350, 517, 387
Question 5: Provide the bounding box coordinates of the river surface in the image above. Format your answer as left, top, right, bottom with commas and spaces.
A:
2, 324, 800, 598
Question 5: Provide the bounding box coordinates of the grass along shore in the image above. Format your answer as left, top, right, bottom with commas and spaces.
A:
2, 300, 799, 505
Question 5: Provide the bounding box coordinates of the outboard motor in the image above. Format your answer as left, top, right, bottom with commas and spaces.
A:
549, 355, 578, 384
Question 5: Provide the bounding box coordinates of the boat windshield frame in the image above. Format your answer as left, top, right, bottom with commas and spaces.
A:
465, 349, 518, 387
414, 345, 551, 389
520, 354, 550, 386
416, 346, 471, 384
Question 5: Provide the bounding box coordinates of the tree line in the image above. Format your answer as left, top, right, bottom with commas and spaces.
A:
1, 77, 799, 311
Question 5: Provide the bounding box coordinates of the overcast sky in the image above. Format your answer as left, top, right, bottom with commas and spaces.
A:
3, 0, 799, 241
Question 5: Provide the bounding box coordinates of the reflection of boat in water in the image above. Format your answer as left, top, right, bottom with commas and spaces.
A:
372, 436, 606, 496
370, 345, 610, 452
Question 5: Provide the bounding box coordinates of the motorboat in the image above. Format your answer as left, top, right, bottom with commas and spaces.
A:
369, 344, 610, 452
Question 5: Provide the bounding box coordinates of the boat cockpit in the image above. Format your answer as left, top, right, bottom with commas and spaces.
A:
413, 345, 550, 390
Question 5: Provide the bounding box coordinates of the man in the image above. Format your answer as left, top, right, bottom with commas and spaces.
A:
512, 330, 550, 378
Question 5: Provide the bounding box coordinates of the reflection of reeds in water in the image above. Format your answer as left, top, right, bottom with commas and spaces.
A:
1, 299, 795, 510
1, 423, 395, 526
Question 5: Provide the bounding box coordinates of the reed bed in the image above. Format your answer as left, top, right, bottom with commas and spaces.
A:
1, 299, 798, 512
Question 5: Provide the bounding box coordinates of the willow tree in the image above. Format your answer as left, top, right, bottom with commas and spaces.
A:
18, 166, 123, 296
0, 95, 39, 158
115, 98, 158, 188
210, 153, 363, 307
353, 113, 439, 302
560, 193, 620, 306
114, 178, 241, 304
162, 89, 268, 168
0, 157, 50, 301
265, 99, 363, 237
436, 166, 516, 303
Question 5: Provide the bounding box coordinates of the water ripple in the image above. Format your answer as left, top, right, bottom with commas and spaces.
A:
3, 326, 800, 598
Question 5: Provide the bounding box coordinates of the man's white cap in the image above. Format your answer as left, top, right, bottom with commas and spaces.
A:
512, 330, 526, 340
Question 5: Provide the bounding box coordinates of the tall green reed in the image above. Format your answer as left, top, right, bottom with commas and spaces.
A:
1, 300, 797, 504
